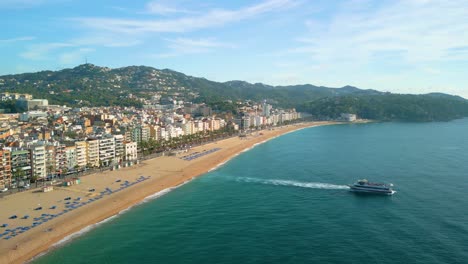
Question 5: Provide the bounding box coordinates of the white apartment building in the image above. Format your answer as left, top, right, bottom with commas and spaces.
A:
182, 121, 194, 135
202, 121, 210, 131
87, 139, 100, 168
255, 116, 264, 127
141, 125, 150, 142
124, 141, 138, 161
114, 135, 124, 162
99, 134, 115, 166
194, 120, 203, 133
30, 145, 46, 179
65, 146, 76, 170
159, 127, 169, 140
75, 141, 87, 168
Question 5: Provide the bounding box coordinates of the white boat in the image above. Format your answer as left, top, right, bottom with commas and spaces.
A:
349, 179, 396, 195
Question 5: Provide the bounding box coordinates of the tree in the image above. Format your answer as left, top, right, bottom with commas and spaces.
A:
12, 168, 26, 187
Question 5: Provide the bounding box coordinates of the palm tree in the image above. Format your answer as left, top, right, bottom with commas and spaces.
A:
12, 168, 25, 188
47, 165, 54, 179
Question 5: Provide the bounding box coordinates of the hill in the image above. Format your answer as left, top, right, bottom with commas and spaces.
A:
297, 94, 468, 122
1, 64, 467, 122
0, 64, 379, 108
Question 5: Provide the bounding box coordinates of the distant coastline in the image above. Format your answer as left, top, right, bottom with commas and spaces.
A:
0, 121, 340, 264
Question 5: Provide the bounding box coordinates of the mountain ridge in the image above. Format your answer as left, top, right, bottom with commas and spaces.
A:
0, 64, 465, 110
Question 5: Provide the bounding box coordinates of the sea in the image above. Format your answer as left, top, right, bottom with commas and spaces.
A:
33, 120, 468, 264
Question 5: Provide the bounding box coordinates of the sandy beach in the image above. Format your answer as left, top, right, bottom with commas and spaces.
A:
0, 121, 337, 264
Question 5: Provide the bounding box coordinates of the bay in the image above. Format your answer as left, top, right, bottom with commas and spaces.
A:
33, 120, 468, 264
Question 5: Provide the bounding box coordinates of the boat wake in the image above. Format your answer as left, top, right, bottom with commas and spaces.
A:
236, 177, 350, 190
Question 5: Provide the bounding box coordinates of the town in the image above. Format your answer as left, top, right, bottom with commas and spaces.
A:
0, 92, 303, 193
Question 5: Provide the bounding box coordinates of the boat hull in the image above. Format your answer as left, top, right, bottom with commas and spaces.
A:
349, 186, 396, 195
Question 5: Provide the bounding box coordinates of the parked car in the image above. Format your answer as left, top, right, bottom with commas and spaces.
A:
1, 187, 8, 193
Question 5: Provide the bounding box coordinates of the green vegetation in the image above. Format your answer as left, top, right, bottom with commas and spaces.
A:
138, 127, 237, 156
298, 94, 468, 122
2, 64, 468, 122
0, 99, 17, 113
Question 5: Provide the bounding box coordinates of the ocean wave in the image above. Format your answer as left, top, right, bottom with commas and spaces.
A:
208, 160, 229, 172
27, 214, 119, 263
210, 138, 275, 172
236, 177, 350, 190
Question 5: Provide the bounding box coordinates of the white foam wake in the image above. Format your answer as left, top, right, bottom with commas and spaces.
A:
236, 177, 350, 190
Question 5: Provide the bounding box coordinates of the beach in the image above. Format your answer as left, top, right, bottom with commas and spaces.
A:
0, 121, 336, 264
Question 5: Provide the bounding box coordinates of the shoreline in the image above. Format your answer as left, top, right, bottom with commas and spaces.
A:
0, 121, 340, 264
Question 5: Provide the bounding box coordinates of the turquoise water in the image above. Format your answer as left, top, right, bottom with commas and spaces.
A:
33, 120, 468, 264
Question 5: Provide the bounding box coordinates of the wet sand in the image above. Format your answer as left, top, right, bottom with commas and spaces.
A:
0, 122, 337, 264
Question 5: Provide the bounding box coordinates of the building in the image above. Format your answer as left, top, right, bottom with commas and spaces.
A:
0, 126, 11, 140
124, 141, 138, 161
10, 149, 32, 184
114, 135, 124, 162
54, 143, 67, 172
65, 146, 77, 170
19, 111, 47, 121
263, 102, 272, 117
182, 121, 194, 135
98, 134, 115, 166
1, 92, 32, 101
87, 139, 99, 168
45, 145, 56, 177
131, 125, 151, 143
141, 125, 150, 142
30, 145, 46, 179
75, 141, 88, 168
131, 126, 142, 143
200, 106, 212, 116
149, 125, 161, 140
16, 99, 48, 111
341, 113, 357, 122
0, 150, 12, 188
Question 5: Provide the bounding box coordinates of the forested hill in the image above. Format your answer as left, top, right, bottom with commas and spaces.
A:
297, 94, 468, 122
0, 64, 380, 107
1, 64, 467, 121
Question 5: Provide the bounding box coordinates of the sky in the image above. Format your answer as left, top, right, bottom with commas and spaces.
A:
1, 0, 468, 97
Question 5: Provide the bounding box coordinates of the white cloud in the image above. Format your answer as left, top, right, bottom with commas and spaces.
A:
292, 0, 468, 65
20, 42, 74, 60
155, 37, 234, 58
70, 35, 141, 48
145, 1, 194, 15
74, 0, 296, 33
19, 34, 140, 61
0, 36, 35, 43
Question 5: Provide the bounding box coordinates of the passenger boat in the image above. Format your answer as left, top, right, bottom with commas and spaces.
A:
349, 179, 396, 195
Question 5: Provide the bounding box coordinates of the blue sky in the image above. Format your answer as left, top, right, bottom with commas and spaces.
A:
1, 0, 468, 97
